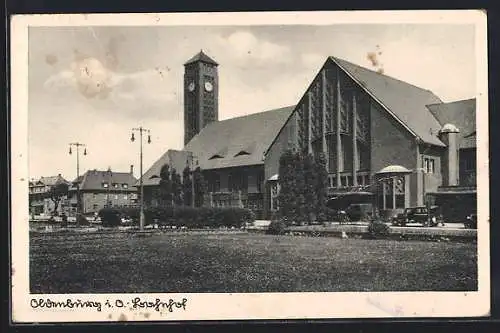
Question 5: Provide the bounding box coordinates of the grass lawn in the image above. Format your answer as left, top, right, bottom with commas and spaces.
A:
30, 232, 477, 293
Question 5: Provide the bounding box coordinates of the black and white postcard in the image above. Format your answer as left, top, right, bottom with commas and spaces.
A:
10, 10, 489, 322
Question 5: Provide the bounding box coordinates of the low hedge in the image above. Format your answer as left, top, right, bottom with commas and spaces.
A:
98, 206, 255, 228
367, 220, 391, 239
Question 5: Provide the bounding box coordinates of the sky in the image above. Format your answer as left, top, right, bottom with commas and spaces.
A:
28, 24, 476, 181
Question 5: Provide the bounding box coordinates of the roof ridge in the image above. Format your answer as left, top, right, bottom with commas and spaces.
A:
218, 105, 296, 122
330, 56, 441, 97
426, 97, 476, 107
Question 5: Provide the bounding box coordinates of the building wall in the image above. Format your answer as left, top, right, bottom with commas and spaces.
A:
459, 148, 476, 186
420, 145, 444, 194
370, 102, 422, 207
78, 190, 137, 214
370, 102, 417, 174
264, 112, 298, 182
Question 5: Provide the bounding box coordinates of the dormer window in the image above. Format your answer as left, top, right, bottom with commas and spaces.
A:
102, 182, 109, 188
113, 183, 119, 188
122, 183, 128, 189
209, 154, 224, 160
234, 150, 250, 157
209, 146, 228, 160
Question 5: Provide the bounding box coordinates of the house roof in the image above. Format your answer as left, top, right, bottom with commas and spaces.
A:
184, 50, 218, 66
330, 56, 446, 147
30, 174, 69, 187
139, 150, 192, 187
426, 98, 476, 149
73, 169, 138, 191
182, 106, 295, 171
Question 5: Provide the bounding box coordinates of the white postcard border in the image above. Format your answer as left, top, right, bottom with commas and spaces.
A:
10, 10, 490, 323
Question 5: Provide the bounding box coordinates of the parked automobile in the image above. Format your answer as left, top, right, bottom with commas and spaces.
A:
465, 213, 477, 229
346, 203, 374, 221
392, 206, 443, 227
121, 216, 133, 225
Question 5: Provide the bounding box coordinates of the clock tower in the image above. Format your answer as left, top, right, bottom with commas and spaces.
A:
183, 50, 219, 145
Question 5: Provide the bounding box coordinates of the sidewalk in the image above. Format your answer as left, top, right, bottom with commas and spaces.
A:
253, 220, 466, 229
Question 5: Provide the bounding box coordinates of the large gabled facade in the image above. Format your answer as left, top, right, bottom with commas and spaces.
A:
264, 57, 475, 219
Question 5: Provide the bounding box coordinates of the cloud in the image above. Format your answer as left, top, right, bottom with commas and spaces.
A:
215, 31, 291, 65
42, 56, 181, 121
301, 53, 326, 69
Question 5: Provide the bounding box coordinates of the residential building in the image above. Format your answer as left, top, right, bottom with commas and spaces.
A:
69, 166, 138, 215
29, 174, 70, 216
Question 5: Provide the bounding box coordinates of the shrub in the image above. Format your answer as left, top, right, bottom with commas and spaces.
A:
98, 208, 122, 227
98, 206, 255, 229
267, 219, 288, 235
325, 208, 337, 222
77, 215, 90, 226
368, 220, 390, 239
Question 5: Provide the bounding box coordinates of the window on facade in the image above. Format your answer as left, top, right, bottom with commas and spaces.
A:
123, 183, 128, 189
395, 195, 405, 209
227, 174, 233, 191
93, 193, 97, 199
424, 158, 435, 174
93, 204, 98, 210
385, 195, 394, 209
102, 182, 109, 188
214, 176, 221, 192
341, 176, 347, 187
114, 195, 118, 200
124, 195, 128, 200
464, 155, 475, 171
113, 183, 119, 188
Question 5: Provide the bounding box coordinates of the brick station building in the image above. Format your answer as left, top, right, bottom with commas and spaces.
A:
141, 50, 477, 221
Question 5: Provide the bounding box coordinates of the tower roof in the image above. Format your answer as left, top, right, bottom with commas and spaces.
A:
184, 50, 218, 66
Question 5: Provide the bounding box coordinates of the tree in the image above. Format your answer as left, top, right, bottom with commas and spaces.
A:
193, 167, 207, 207
294, 151, 308, 224
278, 149, 296, 224
302, 153, 317, 223
171, 168, 183, 206
47, 182, 69, 217
159, 164, 173, 206
182, 166, 193, 206
314, 152, 329, 222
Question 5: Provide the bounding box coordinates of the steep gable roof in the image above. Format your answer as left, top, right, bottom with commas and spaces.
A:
426, 98, 476, 149
184, 50, 218, 66
330, 56, 446, 147
74, 170, 138, 191
183, 106, 295, 170
39, 174, 69, 186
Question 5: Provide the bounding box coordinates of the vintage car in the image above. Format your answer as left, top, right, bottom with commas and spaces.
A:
345, 203, 374, 222
464, 213, 477, 229
392, 206, 443, 227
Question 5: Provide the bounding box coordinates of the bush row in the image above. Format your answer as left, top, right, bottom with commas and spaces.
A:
98, 206, 256, 228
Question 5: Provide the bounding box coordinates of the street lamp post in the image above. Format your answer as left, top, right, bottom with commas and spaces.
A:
69, 142, 87, 225
131, 127, 151, 231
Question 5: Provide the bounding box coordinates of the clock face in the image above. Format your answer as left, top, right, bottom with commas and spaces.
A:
204, 81, 213, 92
188, 82, 195, 92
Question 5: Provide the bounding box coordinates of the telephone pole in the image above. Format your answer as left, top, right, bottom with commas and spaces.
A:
131, 127, 151, 231
69, 142, 87, 225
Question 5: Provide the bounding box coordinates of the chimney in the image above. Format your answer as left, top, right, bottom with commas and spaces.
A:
130, 165, 134, 176
439, 123, 460, 186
